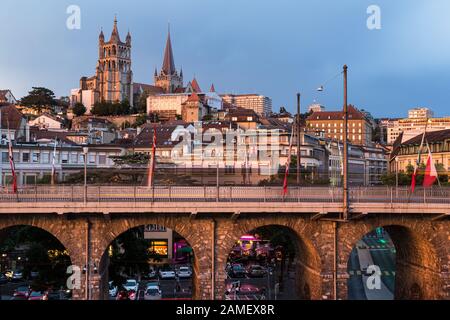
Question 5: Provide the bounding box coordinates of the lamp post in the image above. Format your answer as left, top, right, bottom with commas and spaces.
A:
83, 146, 89, 205
296, 93, 301, 185
342, 65, 349, 221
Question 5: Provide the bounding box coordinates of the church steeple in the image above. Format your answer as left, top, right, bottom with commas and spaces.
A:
162, 26, 176, 75
110, 15, 121, 42
155, 24, 183, 93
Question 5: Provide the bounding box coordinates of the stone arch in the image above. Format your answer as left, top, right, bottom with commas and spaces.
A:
93, 216, 213, 300
218, 217, 323, 300
340, 219, 446, 300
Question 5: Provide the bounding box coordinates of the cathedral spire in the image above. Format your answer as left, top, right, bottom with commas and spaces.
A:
110, 15, 121, 42
162, 25, 176, 75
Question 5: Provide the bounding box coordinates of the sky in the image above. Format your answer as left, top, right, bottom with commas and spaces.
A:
1, 0, 450, 118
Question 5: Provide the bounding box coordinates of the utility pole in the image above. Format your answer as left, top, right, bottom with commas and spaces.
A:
296, 93, 301, 185
342, 65, 349, 220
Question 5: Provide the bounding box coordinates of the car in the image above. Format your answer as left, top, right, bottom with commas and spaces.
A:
0, 273, 7, 284
147, 267, 157, 279
246, 265, 267, 278
4, 270, 13, 280
128, 289, 138, 301
159, 268, 176, 280
122, 279, 139, 293
12, 271, 23, 282
229, 264, 246, 278
10, 296, 27, 300
116, 290, 130, 300
28, 291, 45, 300
176, 267, 192, 279
13, 286, 31, 298
144, 285, 162, 300
109, 281, 118, 297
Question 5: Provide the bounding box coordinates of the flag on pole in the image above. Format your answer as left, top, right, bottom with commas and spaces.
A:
7, 120, 17, 193
283, 129, 295, 196
411, 123, 428, 193
423, 144, 438, 188
51, 137, 57, 185
147, 126, 157, 187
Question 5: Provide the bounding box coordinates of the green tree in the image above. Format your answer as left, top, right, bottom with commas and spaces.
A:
72, 103, 86, 116
20, 87, 57, 113
132, 114, 148, 128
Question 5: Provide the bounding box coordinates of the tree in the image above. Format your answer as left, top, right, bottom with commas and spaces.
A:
91, 100, 131, 116
72, 103, 86, 116
133, 114, 148, 128
20, 87, 57, 113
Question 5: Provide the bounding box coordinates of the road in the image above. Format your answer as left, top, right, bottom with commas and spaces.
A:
110, 278, 193, 300
347, 234, 396, 300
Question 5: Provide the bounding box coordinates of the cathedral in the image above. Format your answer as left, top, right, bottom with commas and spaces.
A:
79, 17, 133, 106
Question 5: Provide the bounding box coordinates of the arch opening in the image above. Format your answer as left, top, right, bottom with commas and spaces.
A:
0, 225, 72, 300
347, 225, 441, 300
99, 224, 195, 301
224, 225, 321, 300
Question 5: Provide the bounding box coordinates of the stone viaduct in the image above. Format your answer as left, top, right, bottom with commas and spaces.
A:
0, 186, 448, 300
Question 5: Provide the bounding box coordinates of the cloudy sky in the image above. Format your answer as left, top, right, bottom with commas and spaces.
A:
1, 0, 450, 118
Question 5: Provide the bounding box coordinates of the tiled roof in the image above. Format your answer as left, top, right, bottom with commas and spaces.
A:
402, 129, 450, 145
133, 83, 164, 95
307, 105, 366, 121
191, 78, 202, 93
0, 104, 24, 130
133, 123, 184, 148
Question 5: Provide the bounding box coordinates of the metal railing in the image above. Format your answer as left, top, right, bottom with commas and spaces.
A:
0, 185, 449, 204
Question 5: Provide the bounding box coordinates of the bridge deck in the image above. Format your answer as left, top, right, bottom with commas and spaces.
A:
0, 186, 448, 216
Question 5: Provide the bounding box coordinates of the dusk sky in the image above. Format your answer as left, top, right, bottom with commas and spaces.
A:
1, 0, 450, 118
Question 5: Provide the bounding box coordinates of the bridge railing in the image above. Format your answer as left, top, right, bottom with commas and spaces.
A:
0, 185, 449, 204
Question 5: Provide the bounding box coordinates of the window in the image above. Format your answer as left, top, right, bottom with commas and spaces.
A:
61, 152, 69, 164
13, 152, 19, 162
88, 153, 96, 164
22, 152, 30, 163
32, 152, 40, 163
70, 153, 78, 164
2, 152, 8, 163
42, 152, 50, 164
232, 117, 238, 121
98, 154, 106, 165
247, 117, 253, 121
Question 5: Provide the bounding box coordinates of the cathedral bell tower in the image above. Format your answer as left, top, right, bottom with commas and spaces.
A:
96, 16, 133, 104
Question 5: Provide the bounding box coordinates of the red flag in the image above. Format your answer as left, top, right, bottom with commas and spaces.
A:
147, 126, 157, 187
423, 150, 438, 187
411, 130, 426, 193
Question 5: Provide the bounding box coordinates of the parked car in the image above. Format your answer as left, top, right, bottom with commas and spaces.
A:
4, 270, 13, 280
246, 265, 267, 278
123, 279, 139, 293
144, 285, 162, 300
176, 267, 192, 279
12, 271, 23, 282
147, 267, 157, 279
109, 281, 118, 297
13, 286, 31, 298
229, 264, 246, 278
128, 289, 138, 301
159, 268, 176, 280
28, 291, 45, 300
116, 290, 130, 300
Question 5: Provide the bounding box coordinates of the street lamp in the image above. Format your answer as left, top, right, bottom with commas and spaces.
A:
83, 146, 89, 204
